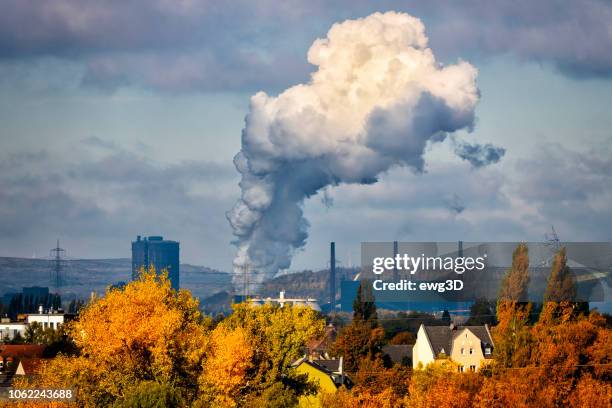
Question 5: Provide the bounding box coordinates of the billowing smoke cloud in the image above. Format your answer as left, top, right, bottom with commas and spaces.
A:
227, 12, 485, 288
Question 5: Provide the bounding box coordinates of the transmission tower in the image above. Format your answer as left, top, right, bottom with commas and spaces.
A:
541, 226, 561, 267
49, 239, 66, 292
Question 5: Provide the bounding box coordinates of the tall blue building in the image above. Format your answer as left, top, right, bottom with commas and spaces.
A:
131, 236, 179, 290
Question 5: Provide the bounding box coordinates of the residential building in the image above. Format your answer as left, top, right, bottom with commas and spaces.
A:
0, 345, 46, 386
26, 307, 74, 331
306, 324, 337, 359
412, 323, 494, 372
0, 318, 27, 342
383, 344, 413, 366
292, 356, 350, 407
132, 236, 180, 290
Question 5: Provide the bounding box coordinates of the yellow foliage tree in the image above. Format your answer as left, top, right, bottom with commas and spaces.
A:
32, 267, 209, 407
219, 303, 325, 397
198, 325, 253, 407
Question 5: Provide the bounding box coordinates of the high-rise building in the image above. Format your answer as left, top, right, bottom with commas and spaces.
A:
131, 236, 180, 290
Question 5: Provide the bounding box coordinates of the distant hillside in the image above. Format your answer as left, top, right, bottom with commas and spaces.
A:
0, 257, 231, 301
259, 267, 360, 301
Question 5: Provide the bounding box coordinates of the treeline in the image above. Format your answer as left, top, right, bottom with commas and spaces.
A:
7, 252, 611, 408
1, 293, 61, 319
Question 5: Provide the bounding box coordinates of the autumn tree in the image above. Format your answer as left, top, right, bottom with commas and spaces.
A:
197, 325, 253, 407
540, 247, 588, 323
494, 243, 533, 368
498, 243, 530, 303
218, 302, 324, 400
388, 331, 415, 345
406, 363, 482, 408
330, 280, 387, 374
32, 267, 210, 407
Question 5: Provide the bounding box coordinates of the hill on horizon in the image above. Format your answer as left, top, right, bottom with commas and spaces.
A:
0, 256, 232, 302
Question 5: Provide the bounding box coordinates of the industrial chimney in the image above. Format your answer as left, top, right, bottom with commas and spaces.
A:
330, 242, 336, 312
393, 241, 399, 281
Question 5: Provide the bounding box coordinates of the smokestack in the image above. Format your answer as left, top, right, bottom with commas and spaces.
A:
458, 241, 463, 257
393, 241, 399, 281
330, 242, 336, 312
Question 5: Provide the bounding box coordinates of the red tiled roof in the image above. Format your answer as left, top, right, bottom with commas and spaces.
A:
17, 358, 43, 376
0, 345, 46, 359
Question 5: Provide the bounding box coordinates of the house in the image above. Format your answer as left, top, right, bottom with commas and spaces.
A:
382, 344, 412, 366
412, 324, 494, 372
0, 345, 46, 386
15, 358, 43, 378
292, 356, 351, 407
306, 324, 337, 359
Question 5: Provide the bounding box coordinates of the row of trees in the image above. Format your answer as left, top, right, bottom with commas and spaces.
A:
0, 293, 61, 319
11, 268, 325, 407
6, 246, 611, 407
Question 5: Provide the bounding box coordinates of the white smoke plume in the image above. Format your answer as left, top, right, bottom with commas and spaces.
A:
227, 12, 482, 289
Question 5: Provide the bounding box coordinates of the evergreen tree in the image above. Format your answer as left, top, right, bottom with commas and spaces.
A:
498, 243, 530, 302
353, 280, 377, 325
466, 298, 496, 326
494, 243, 533, 368
543, 247, 576, 302
540, 247, 588, 322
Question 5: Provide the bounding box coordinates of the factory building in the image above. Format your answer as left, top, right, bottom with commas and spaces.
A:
132, 236, 180, 290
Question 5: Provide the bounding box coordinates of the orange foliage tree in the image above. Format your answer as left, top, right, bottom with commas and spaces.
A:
31, 267, 210, 407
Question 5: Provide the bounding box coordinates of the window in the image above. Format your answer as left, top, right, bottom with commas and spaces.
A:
458, 365, 464, 373
485, 347, 492, 355
469, 347, 473, 354
460, 347, 464, 355
470, 365, 476, 372
43, 322, 48, 329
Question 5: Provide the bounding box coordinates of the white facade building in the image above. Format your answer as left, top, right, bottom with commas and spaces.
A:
26, 308, 71, 330
0, 319, 27, 341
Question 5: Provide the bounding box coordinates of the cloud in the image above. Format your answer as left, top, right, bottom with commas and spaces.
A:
444, 193, 466, 215
1, 1, 611, 93
0, 140, 238, 268
454, 140, 505, 168
509, 143, 612, 240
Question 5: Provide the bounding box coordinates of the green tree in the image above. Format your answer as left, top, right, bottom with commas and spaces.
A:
353, 281, 377, 325
114, 381, 183, 408
247, 382, 298, 408
466, 298, 496, 326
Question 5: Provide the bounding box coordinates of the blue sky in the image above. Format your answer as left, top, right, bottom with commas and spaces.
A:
1, 1, 611, 272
